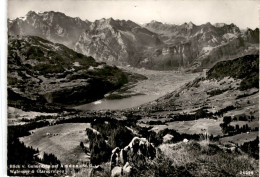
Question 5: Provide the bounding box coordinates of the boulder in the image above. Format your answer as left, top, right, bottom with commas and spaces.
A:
110, 147, 120, 170
230, 147, 236, 152
123, 162, 132, 175
110, 137, 156, 176
163, 134, 174, 143
125, 137, 156, 159
111, 166, 123, 177
183, 138, 189, 143
120, 149, 127, 165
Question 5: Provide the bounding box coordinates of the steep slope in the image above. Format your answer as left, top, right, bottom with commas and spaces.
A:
8, 11, 90, 48
139, 54, 259, 118
242, 28, 260, 43
8, 35, 129, 109
144, 21, 259, 70
207, 54, 259, 90
74, 18, 163, 66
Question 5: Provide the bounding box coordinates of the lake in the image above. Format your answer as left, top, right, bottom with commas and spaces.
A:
75, 68, 200, 111
75, 94, 161, 110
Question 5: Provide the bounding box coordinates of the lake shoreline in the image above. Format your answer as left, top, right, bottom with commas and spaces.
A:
75, 67, 200, 111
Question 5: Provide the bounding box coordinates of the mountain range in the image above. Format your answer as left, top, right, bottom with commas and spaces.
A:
8, 11, 259, 70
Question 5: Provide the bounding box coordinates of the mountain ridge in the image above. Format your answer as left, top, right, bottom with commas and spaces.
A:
8, 11, 91, 48
8, 11, 259, 70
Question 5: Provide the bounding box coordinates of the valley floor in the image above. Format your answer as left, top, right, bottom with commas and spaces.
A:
119, 66, 200, 97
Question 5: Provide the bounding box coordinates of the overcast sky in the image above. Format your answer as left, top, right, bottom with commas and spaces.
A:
8, 0, 260, 29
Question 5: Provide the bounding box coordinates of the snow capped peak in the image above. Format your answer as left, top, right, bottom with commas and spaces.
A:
18, 16, 27, 21
150, 20, 162, 24
85, 19, 91, 23
205, 22, 212, 26
214, 23, 226, 27
8, 18, 14, 22
187, 21, 195, 29
98, 18, 112, 23
188, 21, 194, 26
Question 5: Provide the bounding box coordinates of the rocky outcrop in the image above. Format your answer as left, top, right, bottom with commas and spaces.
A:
144, 21, 258, 70
163, 134, 174, 143
110, 137, 156, 176
110, 162, 132, 177
8, 11, 90, 48
75, 19, 258, 70
74, 18, 162, 66
111, 166, 123, 177
144, 21, 241, 44
242, 28, 259, 43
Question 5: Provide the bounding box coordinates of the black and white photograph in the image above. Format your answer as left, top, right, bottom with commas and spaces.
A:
2, 0, 259, 176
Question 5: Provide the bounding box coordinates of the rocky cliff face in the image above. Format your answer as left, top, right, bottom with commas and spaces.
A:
8, 36, 128, 108
8, 11, 90, 48
144, 21, 241, 44
242, 28, 259, 43
144, 21, 259, 70
8, 11, 259, 70
75, 19, 258, 70
74, 18, 162, 66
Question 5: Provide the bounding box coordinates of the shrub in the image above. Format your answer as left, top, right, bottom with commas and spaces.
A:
86, 128, 112, 165
108, 127, 134, 149
240, 136, 259, 159
207, 89, 228, 96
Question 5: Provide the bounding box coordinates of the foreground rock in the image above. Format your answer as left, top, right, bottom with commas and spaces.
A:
110, 137, 156, 176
